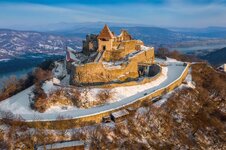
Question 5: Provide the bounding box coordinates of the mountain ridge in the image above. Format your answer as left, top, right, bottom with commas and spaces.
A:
200, 47, 226, 66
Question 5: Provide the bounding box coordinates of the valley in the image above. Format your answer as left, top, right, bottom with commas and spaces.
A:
0, 53, 64, 88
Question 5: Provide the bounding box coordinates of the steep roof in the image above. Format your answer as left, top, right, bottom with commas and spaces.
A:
98, 24, 115, 39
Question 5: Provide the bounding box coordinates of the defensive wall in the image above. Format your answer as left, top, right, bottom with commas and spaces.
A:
70, 47, 154, 85
103, 40, 144, 61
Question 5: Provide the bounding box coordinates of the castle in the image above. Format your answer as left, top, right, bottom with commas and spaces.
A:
66, 25, 155, 85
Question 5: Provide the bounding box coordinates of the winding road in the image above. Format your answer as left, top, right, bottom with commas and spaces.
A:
0, 61, 188, 122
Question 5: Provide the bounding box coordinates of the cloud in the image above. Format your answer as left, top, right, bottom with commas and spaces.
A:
0, 1, 226, 28
1, 0, 226, 6
0, 0, 167, 5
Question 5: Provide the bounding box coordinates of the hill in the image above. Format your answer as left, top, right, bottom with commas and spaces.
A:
169, 26, 226, 38
1, 25, 226, 61
54, 25, 226, 49
0, 29, 82, 59
200, 47, 226, 66
0, 63, 225, 149
54, 26, 209, 48
1, 25, 226, 60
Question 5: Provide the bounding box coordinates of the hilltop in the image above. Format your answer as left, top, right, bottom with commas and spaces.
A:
0, 63, 225, 149
0, 24, 225, 149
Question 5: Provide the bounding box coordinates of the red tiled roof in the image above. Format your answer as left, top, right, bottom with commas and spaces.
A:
97, 24, 115, 39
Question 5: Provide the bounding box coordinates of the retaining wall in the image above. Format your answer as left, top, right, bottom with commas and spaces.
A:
24, 64, 190, 129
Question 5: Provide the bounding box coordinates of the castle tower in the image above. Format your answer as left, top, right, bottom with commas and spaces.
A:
97, 24, 115, 52
120, 30, 132, 41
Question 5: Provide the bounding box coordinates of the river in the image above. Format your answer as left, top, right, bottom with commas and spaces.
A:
0, 53, 64, 88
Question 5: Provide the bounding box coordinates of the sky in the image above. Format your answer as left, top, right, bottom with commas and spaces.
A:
0, 0, 226, 29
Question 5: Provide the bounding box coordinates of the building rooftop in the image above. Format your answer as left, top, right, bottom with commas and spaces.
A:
97, 24, 115, 40
111, 109, 129, 118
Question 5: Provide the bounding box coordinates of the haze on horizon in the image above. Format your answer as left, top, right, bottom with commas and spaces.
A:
1, 0, 226, 30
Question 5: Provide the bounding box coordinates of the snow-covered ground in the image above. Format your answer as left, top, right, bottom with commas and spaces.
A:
0, 58, 188, 121
83, 66, 168, 103
52, 61, 67, 79
42, 78, 60, 95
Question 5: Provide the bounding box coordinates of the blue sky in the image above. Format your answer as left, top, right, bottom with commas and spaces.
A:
0, 0, 226, 29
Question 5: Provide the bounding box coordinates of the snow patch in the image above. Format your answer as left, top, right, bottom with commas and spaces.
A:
42, 78, 60, 94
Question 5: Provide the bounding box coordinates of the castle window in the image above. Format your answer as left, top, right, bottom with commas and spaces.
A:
103, 45, 106, 50
101, 38, 108, 41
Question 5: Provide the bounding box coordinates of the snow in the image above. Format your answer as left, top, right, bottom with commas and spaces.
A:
166, 57, 181, 63
155, 57, 183, 65
0, 33, 7, 36
42, 78, 59, 94
0, 59, 188, 121
0, 86, 34, 115
36, 140, 85, 150
185, 68, 196, 89
60, 74, 70, 86
102, 61, 124, 69
0, 58, 11, 62
52, 78, 61, 84
140, 45, 152, 51
45, 105, 78, 114
108, 66, 168, 101
57, 65, 167, 104
52, 61, 66, 78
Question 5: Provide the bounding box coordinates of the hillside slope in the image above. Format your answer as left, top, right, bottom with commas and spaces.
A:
200, 47, 226, 66
0, 63, 225, 149
85, 63, 226, 149
0, 29, 82, 59
55, 26, 199, 47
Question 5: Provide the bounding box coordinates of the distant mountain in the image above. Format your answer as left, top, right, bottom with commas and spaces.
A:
54, 26, 205, 48
1, 25, 226, 60
7, 21, 150, 32
169, 26, 226, 38
0, 29, 82, 59
200, 47, 226, 66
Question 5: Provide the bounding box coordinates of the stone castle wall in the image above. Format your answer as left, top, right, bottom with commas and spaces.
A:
70, 47, 154, 85
82, 34, 98, 54
102, 40, 144, 62
98, 39, 114, 51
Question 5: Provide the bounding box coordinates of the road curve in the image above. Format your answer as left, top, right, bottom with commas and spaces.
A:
0, 61, 188, 122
